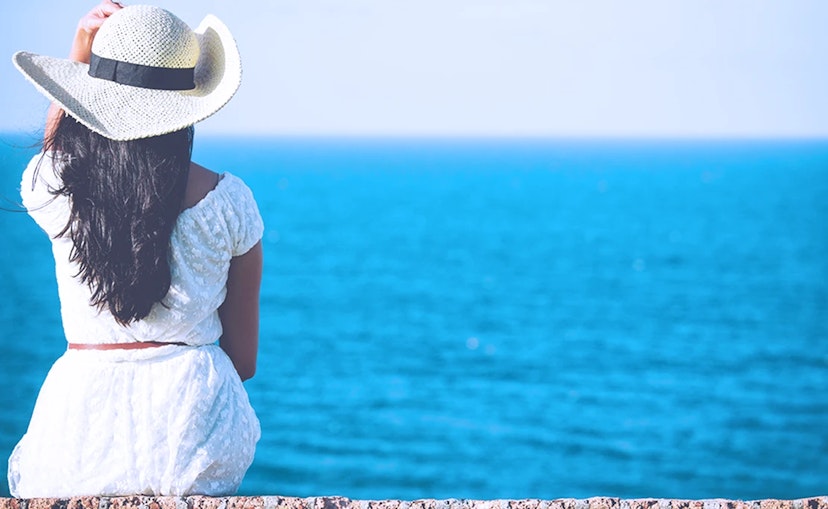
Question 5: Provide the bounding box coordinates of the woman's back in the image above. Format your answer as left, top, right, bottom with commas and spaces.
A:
10, 148, 264, 497
21, 154, 263, 346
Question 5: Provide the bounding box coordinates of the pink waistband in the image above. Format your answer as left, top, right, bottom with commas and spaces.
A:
67, 341, 188, 351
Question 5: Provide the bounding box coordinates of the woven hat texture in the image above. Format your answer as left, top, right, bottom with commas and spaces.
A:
12, 5, 241, 141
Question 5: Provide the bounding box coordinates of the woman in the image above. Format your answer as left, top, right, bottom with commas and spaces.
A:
8, 1, 263, 497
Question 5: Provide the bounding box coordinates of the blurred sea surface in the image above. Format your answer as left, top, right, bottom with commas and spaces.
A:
0, 136, 826, 500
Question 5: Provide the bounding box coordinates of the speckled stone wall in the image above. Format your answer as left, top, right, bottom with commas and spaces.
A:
0, 496, 826, 509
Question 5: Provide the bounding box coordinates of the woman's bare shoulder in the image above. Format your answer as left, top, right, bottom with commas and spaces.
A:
182, 161, 220, 211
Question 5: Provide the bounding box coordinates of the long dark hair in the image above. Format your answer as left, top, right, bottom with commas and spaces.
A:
43, 116, 193, 325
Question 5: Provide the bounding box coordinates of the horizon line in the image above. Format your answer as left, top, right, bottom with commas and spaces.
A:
2, 130, 828, 144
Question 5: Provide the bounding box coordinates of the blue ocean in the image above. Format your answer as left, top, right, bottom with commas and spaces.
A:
0, 136, 826, 500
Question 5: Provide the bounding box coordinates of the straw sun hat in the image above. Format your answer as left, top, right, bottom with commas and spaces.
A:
12, 5, 241, 141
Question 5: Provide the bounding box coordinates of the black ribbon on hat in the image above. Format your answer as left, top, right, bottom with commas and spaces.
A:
88, 53, 195, 91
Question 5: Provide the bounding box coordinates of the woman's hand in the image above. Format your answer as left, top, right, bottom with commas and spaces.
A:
70, 0, 123, 63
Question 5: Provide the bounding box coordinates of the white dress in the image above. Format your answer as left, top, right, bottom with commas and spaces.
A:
8, 152, 263, 498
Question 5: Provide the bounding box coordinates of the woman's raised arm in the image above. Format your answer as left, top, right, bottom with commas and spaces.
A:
46, 0, 122, 140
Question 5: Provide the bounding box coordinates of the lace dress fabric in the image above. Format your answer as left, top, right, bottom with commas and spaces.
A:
8, 152, 263, 498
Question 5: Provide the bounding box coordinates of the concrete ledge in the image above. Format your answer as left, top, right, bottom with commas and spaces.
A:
0, 497, 826, 509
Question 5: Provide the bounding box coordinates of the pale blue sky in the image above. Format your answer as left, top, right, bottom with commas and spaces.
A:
2, 0, 827, 137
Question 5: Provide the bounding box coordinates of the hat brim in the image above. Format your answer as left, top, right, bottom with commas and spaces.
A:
12, 14, 241, 141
